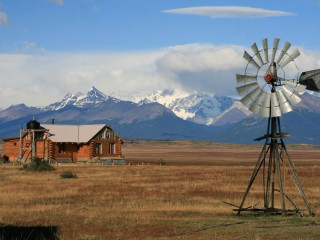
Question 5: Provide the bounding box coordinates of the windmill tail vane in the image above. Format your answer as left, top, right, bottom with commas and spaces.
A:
299, 69, 320, 92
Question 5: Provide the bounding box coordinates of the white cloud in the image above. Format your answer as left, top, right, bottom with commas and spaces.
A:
0, 43, 319, 109
51, 0, 64, 5
296, 48, 320, 71
156, 44, 243, 72
0, 50, 171, 108
14, 41, 45, 54
163, 6, 294, 18
155, 44, 245, 95
20, 41, 36, 52
0, 11, 9, 26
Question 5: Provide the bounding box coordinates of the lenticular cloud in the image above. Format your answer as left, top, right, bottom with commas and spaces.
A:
163, 6, 293, 18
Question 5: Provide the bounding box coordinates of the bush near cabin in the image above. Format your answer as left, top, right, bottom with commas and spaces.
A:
21, 157, 55, 172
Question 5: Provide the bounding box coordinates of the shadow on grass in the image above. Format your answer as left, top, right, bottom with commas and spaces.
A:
0, 225, 58, 240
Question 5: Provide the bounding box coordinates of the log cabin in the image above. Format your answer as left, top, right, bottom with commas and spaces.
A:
3, 120, 124, 163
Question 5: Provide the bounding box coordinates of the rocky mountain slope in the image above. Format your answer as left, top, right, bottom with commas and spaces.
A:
0, 87, 221, 141
0, 87, 319, 144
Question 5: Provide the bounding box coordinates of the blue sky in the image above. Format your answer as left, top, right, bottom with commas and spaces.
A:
1, 0, 320, 108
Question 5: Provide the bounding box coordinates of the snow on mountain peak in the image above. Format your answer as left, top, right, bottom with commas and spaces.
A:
139, 89, 236, 125
1, 87, 254, 128
140, 89, 190, 106
87, 86, 107, 98
44, 86, 119, 111
38, 87, 250, 126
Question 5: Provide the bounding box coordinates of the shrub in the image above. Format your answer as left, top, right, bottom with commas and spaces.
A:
2, 155, 9, 164
21, 157, 55, 172
60, 170, 78, 179
158, 158, 167, 166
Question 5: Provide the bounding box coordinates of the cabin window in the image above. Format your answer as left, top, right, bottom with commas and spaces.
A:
109, 143, 115, 154
58, 143, 66, 153
105, 131, 109, 139
96, 143, 102, 155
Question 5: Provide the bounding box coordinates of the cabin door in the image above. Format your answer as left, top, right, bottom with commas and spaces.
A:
72, 151, 78, 162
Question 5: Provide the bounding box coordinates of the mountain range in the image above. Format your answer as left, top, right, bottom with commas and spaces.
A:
0, 86, 320, 144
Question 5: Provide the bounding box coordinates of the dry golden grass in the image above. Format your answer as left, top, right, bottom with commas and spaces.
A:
0, 140, 319, 239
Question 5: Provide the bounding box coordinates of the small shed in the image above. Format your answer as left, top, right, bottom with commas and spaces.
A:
3, 121, 124, 163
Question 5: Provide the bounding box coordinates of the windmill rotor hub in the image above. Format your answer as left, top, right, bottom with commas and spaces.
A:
264, 74, 274, 83
264, 62, 278, 84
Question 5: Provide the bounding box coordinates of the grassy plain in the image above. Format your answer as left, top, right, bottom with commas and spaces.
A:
0, 140, 319, 239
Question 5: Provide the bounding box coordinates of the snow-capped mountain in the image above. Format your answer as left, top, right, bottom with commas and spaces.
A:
44, 87, 245, 127
44, 86, 120, 111
139, 89, 239, 125
0, 104, 42, 122
0, 87, 251, 127
0, 87, 221, 141
1, 86, 320, 144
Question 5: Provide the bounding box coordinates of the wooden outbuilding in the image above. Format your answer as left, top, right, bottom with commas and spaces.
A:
3, 120, 124, 163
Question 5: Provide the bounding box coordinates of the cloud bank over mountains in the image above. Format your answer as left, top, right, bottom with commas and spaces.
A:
0, 43, 320, 109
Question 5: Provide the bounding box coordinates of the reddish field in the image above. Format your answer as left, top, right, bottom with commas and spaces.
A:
0, 139, 318, 239
123, 139, 320, 166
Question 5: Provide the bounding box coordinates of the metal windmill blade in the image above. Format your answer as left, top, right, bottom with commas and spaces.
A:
299, 69, 320, 92
236, 74, 257, 84
249, 91, 266, 114
240, 87, 262, 107
276, 89, 293, 114
280, 86, 302, 107
243, 51, 261, 70
279, 48, 300, 68
260, 93, 271, 117
270, 92, 281, 117
270, 38, 280, 63
276, 41, 291, 65
251, 42, 264, 65
236, 82, 259, 96
262, 38, 269, 63
282, 80, 306, 93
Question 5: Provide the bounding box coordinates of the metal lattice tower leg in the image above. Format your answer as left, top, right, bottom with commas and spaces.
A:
237, 116, 313, 216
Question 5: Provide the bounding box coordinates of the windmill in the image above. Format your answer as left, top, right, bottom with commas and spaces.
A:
235, 38, 319, 216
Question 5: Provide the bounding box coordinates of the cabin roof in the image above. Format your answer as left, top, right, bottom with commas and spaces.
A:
41, 124, 107, 143
2, 136, 20, 141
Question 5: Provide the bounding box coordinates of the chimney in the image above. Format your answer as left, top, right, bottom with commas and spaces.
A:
51, 117, 55, 125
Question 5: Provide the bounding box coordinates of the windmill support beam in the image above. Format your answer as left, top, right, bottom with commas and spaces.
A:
237, 140, 268, 215
275, 143, 286, 213
237, 116, 313, 216
280, 140, 314, 216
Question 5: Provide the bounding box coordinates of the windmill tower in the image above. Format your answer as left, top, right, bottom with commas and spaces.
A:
235, 38, 319, 216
